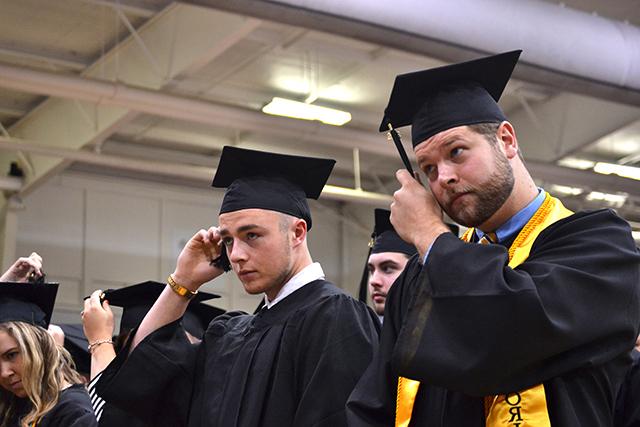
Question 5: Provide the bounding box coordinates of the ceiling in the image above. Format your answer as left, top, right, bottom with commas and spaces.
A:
0, 0, 638, 238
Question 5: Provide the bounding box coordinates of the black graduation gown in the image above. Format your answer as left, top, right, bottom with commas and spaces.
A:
97, 402, 149, 427
88, 372, 149, 427
614, 349, 640, 427
347, 209, 640, 426
97, 279, 380, 427
8, 384, 97, 427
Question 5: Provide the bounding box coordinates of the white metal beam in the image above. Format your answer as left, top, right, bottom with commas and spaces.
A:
2, 59, 639, 198
0, 3, 262, 196
0, 136, 393, 206
0, 45, 88, 71
0, 61, 396, 158
509, 93, 640, 162
80, 0, 166, 18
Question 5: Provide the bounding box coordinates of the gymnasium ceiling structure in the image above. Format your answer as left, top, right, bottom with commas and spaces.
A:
0, 0, 639, 240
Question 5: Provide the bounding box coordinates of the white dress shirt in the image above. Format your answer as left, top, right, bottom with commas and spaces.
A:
264, 262, 325, 309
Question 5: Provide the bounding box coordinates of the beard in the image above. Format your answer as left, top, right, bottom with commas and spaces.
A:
442, 149, 515, 227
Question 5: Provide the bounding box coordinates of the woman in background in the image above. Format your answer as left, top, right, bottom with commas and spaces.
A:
0, 283, 97, 427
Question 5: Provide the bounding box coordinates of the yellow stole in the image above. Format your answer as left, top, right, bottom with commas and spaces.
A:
395, 193, 573, 427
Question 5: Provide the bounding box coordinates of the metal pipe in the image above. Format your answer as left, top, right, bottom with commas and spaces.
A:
200, 0, 640, 91
353, 147, 362, 191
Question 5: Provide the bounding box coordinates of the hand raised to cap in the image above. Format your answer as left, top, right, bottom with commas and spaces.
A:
391, 170, 450, 257
0, 252, 44, 283
82, 289, 115, 343
172, 227, 226, 292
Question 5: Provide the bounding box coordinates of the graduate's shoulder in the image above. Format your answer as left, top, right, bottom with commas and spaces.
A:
204, 309, 251, 334
289, 281, 380, 346
540, 208, 633, 240
44, 384, 97, 426
533, 208, 637, 252
296, 280, 378, 322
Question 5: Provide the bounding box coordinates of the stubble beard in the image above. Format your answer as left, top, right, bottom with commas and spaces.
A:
445, 150, 515, 228
265, 237, 294, 295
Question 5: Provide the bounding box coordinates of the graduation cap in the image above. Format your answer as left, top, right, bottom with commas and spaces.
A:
358, 210, 415, 302
59, 324, 90, 376
357, 210, 460, 302
371, 209, 419, 257
103, 281, 225, 338
0, 282, 59, 328
380, 50, 522, 150
212, 146, 336, 230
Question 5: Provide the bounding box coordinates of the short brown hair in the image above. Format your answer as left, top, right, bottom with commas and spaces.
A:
469, 122, 524, 161
467, 122, 500, 144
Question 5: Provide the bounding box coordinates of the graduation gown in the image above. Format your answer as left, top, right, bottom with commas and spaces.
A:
97, 279, 380, 427
347, 209, 640, 426
8, 384, 97, 427
87, 373, 149, 427
614, 350, 640, 427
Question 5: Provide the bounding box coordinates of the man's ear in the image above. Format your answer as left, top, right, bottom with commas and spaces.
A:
498, 121, 519, 159
291, 218, 308, 246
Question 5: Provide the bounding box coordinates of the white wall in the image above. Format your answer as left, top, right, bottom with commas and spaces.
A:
14, 171, 374, 325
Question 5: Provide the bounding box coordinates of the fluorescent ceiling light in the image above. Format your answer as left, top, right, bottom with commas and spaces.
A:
550, 184, 583, 196
593, 162, 640, 181
557, 157, 595, 170
585, 191, 627, 207
262, 97, 351, 126
632, 231, 640, 242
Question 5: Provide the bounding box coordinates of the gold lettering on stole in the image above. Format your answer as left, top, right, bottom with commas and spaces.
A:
485, 386, 551, 427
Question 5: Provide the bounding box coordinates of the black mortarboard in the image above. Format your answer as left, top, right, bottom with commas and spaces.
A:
212, 146, 336, 230
371, 209, 418, 257
59, 324, 90, 375
357, 210, 460, 302
103, 281, 224, 337
380, 50, 522, 147
0, 282, 58, 328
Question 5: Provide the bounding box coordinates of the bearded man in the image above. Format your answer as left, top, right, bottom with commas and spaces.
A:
347, 50, 640, 426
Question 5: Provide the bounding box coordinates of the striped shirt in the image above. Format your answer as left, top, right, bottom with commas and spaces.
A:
87, 372, 107, 421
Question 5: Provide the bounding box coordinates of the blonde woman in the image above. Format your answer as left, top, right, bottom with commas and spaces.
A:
0, 283, 97, 427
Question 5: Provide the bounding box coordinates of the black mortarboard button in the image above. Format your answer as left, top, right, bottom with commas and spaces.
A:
0, 282, 59, 328
380, 50, 522, 147
212, 146, 336, 230
59, 324, 90, 375
102, 281, 223, 336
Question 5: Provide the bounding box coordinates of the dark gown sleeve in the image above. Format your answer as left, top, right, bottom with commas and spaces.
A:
289, 293, 380, 427
94, 319, 198, 426
393, 209, 640, 396
614, 350, 640, 427
346, 257, 422, 426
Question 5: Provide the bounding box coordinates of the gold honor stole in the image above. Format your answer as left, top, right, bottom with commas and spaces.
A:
395, 193, 573, 427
